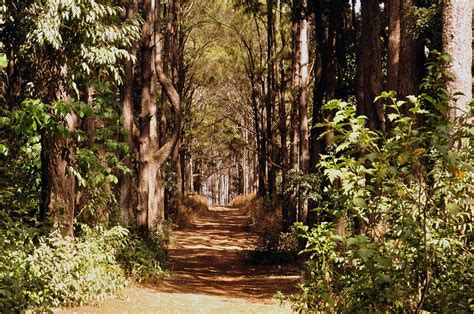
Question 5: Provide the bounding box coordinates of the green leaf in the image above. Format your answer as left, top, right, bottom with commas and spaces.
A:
0, 117, 10, 128
353, 197, 367, 208
0, 144, 8, 156
325, 168, 340, 184
357, 248, 374, 261
347, 237, 358, 246
387, 113, 399, 122
446, 202, 460, 214
0, 54, 7, 68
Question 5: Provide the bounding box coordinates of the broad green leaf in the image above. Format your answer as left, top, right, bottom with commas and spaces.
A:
0, 54, 7, 68
358, 248, 374, 261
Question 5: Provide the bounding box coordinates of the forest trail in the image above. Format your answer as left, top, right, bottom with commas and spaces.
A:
62, 206, 299, 313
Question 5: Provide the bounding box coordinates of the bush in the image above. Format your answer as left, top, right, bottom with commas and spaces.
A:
250, 226, 299, 265
229, 193, 257, 209
172, 193, 209, 228
0, 223, 128, 311
0, 212, 169, 311
291, 94, 473, 312
117, 222, 170, 282
230, 194, 299, 265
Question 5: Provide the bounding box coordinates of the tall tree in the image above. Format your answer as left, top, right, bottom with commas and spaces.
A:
288, 0, 310, 225
137, 0, 183, 232
2, 1, 138, 236
356, 0, 384, 131
137, 0, 160, 231
442, 0, 472, 119
119, 0, 139, 227
387, 0, 423, 100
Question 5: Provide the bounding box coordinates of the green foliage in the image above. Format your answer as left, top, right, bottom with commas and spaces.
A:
0, 222, 129, 311
250, 227, 300, 266
3, 0, 140, 87
0, 133, 41, 215
0, 215, 169, 311
291, 92, 473, 312
117, 223, 171, 283
238, 195, 300, 266
290, 222, 337, 310
286, 167, 322, 206
412, 1, 442, 49
1, 93, 133, 222
0, 53, 6, 68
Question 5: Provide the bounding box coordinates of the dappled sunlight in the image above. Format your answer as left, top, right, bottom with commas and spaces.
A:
153, 206, 299, 300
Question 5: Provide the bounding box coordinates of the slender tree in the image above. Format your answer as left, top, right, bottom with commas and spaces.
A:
356, 0, 384, 131
119, 0, 139, 227
442, 0, 472, 119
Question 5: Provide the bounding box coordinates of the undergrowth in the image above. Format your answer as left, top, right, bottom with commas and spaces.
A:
228, 193, 256, 209
172, 193, 209, 228
230, 194, 299, 265
290, 92, 473, 312
117, 222, 171, 283
0, 212, 169, 311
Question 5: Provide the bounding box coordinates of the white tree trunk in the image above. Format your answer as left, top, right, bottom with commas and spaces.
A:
442, 0, 472, 119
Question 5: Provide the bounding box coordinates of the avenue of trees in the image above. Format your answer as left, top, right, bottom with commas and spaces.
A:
0, 0, 472, 311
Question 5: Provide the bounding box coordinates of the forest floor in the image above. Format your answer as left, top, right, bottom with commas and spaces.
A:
60, 206, 300, 313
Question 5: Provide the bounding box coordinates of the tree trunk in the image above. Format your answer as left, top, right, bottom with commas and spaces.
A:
277, 0, 289, 229
356, 0, 383, 131
266, 0, 276, 198
297, 0, 310, 175
252, 84, 266, 197
290, 0, 310, 224
442, 0, 472, 119
119, 0, 138, 227
387, 0, 401, 92
40, 66, 77, 237
298, 0, 310, 223
387, 0, 423, 100
138, 0, 159, 231
40, 128, 76, 237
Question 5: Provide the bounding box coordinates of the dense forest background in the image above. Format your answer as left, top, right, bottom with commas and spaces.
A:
0, 0, 472, 312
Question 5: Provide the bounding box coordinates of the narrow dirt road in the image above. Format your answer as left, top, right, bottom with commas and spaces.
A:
62, 206, 299, 313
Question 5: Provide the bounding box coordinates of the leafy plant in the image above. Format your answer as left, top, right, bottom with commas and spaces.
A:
0, 223, 129, 311
117, 222, 171, 283
0, 217, 170, 311
291, 90, 473, 312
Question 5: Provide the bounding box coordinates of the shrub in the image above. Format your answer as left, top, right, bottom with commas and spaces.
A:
250, 226, 300, 265
291, 94, 473, 312
117, 222, 170, 282
229, 193, 257, 209
172, 193, 209, 228
230, 194, 300, 265
0, 211, 170, 311
0, 223, 128, 311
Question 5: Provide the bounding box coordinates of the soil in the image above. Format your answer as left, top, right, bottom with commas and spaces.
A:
59, 206, 300, 313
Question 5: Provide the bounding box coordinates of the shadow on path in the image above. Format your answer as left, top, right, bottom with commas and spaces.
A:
150, 206, 300, 300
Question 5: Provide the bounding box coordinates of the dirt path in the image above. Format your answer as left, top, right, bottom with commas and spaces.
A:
61, 206, 299, 313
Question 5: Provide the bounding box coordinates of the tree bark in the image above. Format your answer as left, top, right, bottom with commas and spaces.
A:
40, 66, 77, 237
398, 0, 422, 98
138, 0, 183, 232
442, 0, 472, 119
40, 127, 76, 237
387, 0, 423, 101
119, 0, 138, 227
266, 0, 276, 198
137, 0, 159, 231
356, 0, 383, 131
387, 0, 401, 92
277, 0, 290, 229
